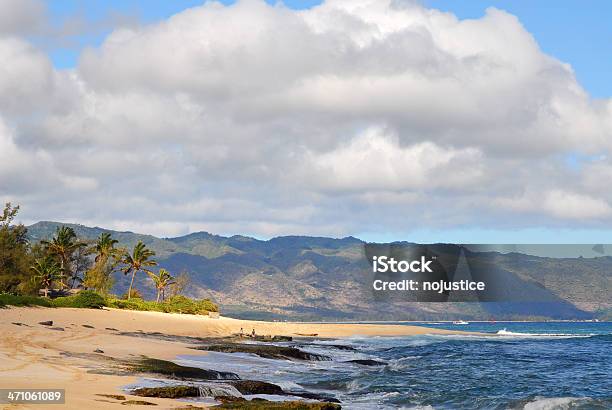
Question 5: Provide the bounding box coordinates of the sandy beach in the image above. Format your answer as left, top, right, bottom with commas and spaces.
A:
0, 307, 477, 409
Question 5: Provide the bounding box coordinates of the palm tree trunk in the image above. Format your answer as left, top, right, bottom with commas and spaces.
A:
156, 290, 160, 303
128, 270, 137, 300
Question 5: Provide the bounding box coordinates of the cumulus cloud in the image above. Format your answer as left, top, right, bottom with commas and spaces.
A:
1, 0, 611, 238
0, 0, 46, 37
305, 127, 483, 191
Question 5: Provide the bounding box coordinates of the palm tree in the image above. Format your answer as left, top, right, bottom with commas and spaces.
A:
148, 269, 175, 302
31, 256, 61, 297
92, 232, 119, 262
41, 226, 86, 289
119, 241, 157, 300
84, 232, 121, 293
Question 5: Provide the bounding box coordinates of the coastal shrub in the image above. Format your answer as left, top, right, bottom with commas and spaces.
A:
0, 293, 53, 307
198, 298, 219, 313
105, 295, 218, 315
73, 290, 107, 308
163, 295, 217, 314
51, 291, 106, 309
107, 298, 153, 311
106, 297, 164, 313
122, 289, 143, 300
164, 295, 199, 314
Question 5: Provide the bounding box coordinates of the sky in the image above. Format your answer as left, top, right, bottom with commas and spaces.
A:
1, 0, 611, 243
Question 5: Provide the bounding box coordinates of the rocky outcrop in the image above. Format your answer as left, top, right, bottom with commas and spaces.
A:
345, 359, 387, 366
129, 358, 240, 380
229, 380, 284, 395
194, 344, 330, 361
132, 386, 200, 398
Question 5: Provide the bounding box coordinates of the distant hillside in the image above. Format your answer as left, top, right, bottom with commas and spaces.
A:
27, 221, 610, 321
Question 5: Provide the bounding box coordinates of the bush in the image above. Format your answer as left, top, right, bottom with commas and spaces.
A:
105, 295, 218, 315
51, 290, 107, 309
122, 289, 143, 300
164, 295, 199, 314
198, 298, 219, 313
164, 295, 217, 314
73, 290, 107, 308
0, 293, 53, 307
107, 298, 163, 312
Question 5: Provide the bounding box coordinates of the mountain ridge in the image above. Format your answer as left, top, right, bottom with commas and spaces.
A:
25, 221, 611, 321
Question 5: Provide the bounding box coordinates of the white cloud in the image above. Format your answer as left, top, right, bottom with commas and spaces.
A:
305, 126, 483, 191
542, 190, 612, 220
1, 0, 612, 238
0, 0, 45, 37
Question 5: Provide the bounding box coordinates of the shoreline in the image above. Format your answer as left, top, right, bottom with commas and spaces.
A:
1, 307, 485, 409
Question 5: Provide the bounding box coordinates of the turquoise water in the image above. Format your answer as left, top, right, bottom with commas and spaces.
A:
179, 322, 611, 409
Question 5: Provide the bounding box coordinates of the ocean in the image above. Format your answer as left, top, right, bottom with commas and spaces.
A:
172, 322, 611, 409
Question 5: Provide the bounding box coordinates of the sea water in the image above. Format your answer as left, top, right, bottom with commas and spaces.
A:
176, 322, 611, 409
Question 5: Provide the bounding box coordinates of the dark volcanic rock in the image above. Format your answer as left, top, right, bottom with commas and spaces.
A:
290, 392, 341, 403
121, 399, 157, 406
229, 380, 284, 395
95, 394, 126, 400
195, 344, 330, 361
129, 357, 240, 380
82, 324, 95, 329
49, 327, 64, 331
105, 327, 119, 331
94, 348, 104, 353
345, 359, 387, 366
39, 320, 53, 326
296, 343, 357, 352
325, 344, 357, 351
132, 386, 200, 398
250, 335, 293, 342
228, 380, 340, 403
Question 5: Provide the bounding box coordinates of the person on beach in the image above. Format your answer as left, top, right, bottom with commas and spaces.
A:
239, 327, 244, 337
251, 328, 256, 338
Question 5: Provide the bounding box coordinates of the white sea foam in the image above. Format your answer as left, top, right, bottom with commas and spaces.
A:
523, 396, 592, 410
496, 329, 595, 338
274, 380, 304, 391
388, 355, 422, 371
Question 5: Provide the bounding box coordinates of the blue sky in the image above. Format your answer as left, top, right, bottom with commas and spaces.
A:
47, 0, 611, 98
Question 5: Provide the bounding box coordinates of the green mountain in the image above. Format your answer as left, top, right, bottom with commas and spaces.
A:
27, 221, 610, 321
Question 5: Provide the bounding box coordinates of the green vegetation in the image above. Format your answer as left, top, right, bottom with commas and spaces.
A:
84, 232, 120, 294
0, 293, 53, 307
52, 290, 107, 309
132, 386, 200, 399
0, 203, 218, 315
0, 203, 36, 295
31, 255, 62, 298
119, 241, 157, 300
41, 226, 87, 289
107, 295, 217, 314
120, 400, 157, 406
0, 291, 218, 314
147, 268, 175, 302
